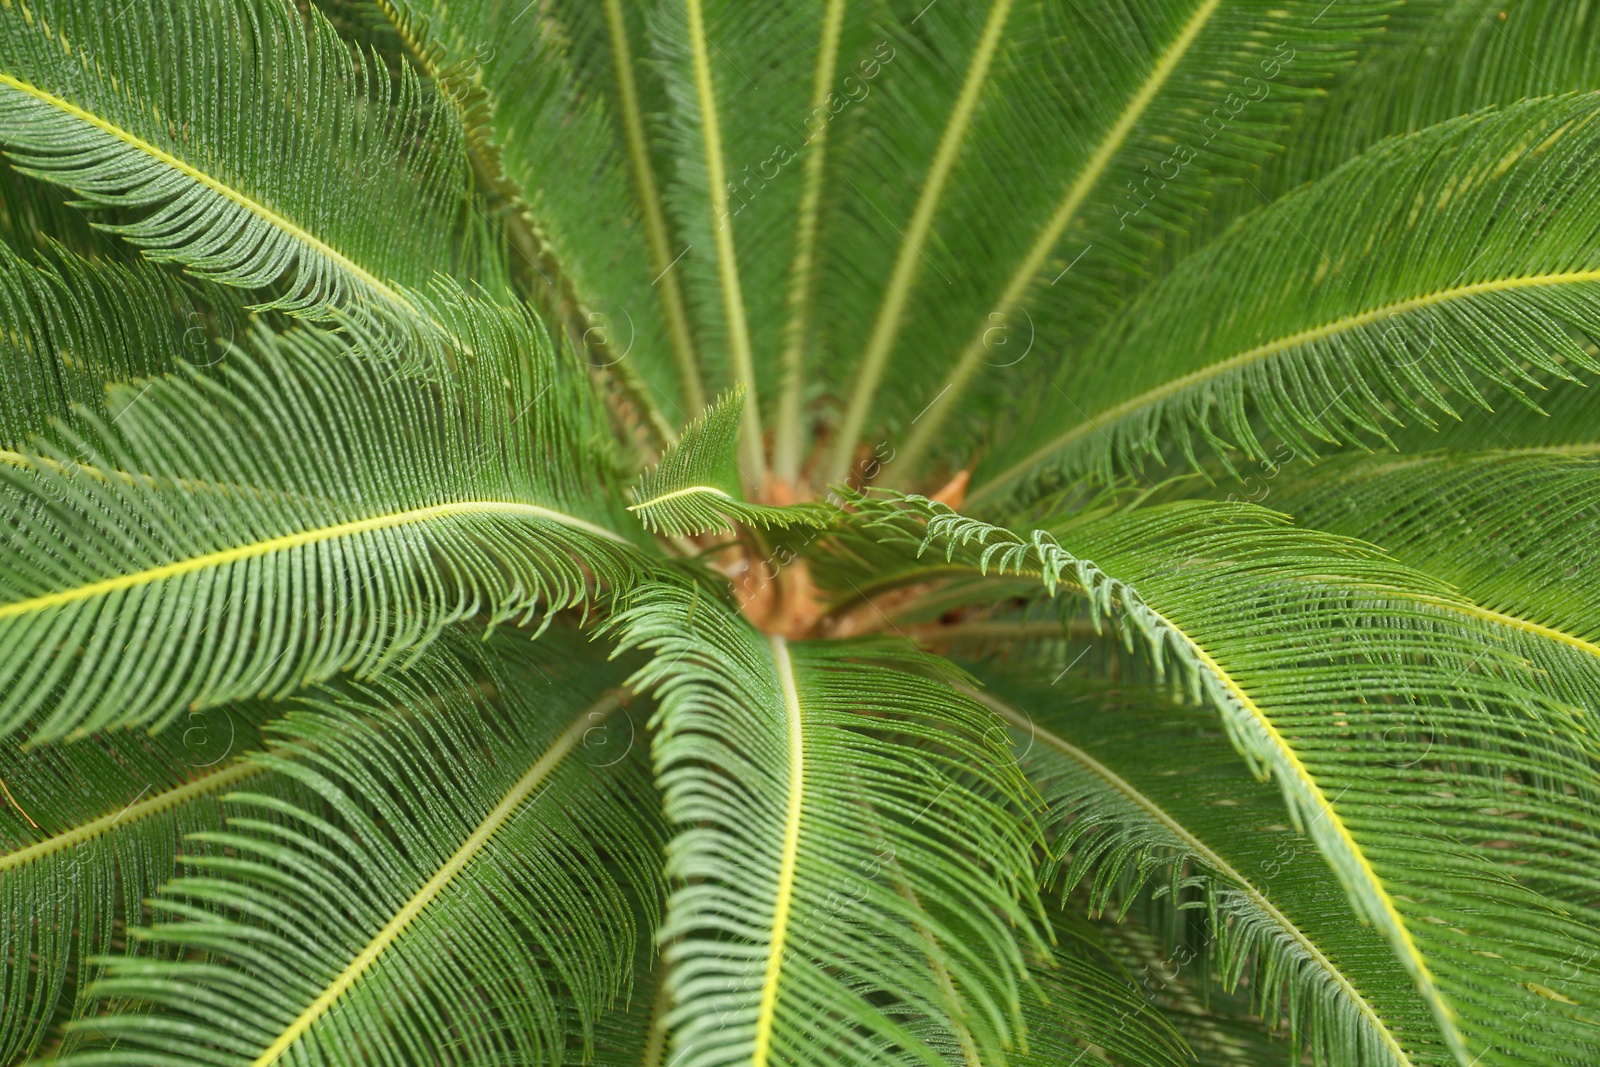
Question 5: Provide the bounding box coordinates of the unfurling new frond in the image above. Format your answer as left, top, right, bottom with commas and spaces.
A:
629, 388, 836, 536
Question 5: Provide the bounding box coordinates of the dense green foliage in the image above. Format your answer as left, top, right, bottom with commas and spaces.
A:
2, 1, 1599, 1065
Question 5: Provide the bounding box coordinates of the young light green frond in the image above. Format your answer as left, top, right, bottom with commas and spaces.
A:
0, 699, 294, 1063
55, 631, 666, 1067
885, 0, 1388, 484
827, 493, 1600, 1064
973, 94, 1600, 509
968, 667, 1446, 1066
0, 0, 487, 322
0, 242, 248, 447
610, 582, 1047, 1067
0, 297, 653, 743
629, 388, 837, 537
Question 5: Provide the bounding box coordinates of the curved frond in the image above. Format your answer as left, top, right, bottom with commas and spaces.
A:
969, 667, 1446, 1065
0, 290, 650, 743
386, 0, 704, 424
974, 95, 1600, 507
1255, 0, 1600, 205
1274, 450, 1600, 728
54, 632, 664, 1066
0, 700, 289, 1062
0, 0, 488, 320
629, 389, 837, 537
611, 583, 1047, 1067
1093, 904, 1315, 1064
886, 0, 1387, 483
828, 493, 1600, 1065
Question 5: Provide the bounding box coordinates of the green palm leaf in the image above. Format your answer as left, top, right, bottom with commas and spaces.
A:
0, 698, 291, 1062
970, 666, 1446, 1064
0, 0, 493, 321
1093, 906, 1308, 1064
0, 243, 237, 447
629, 388, 837, 537
374, 0, 703, 427
7, 3, 1600, 1062
828, 493, 1600, 1064
974, 94, 1600, 508
0, 287, 648, 743
611, 582, 1051, 1066
1013, 905, 1192, 1067
1256, 0, 1600, 205
820, 0, 1384, 485
1271, 450, 1600, 736
53, 631, 664, 1066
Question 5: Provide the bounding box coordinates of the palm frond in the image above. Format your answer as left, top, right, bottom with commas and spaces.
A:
0, 156, 116, 260
1271, 450, 1600, 734
1257, 0, 1600, 204
1093, 905, 1311, 1065
826, 493, 1600, 1064
0, 242, 249, 448
1385, 372, 1600, 453
973, 94, 1600, 509
0, 284, 652, 743
54, 630, 664, 1066
817, 0, 1386, 485
629, 388, 837, 537
0, 698, 294, 1063
1014, 904, 1192, 1067
611, 582, 1049, 1066
646, 0, 859, 482
0, 0, 494, 322
382, 0, 704, 427
969, 666, 1447, 1065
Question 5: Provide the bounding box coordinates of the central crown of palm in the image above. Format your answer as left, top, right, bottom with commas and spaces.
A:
2, 2, 1600, 1066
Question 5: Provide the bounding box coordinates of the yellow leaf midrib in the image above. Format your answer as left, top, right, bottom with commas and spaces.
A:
971, 267, 1600, 506
773, 0, 848, 482
751, 634, 807, 1067
627, 484, 733, 512
825, 0, 1017, 485
0, 758, 264, 873
684, 0, 764, 483
250, 692, 623, 1067
0, 73, 413, 312
965, 685, 1415, 1067
897, 0, 1226, 478
1141, 603, 1469, 1060
604, 0, 706, 414
0, 498, 629, 621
